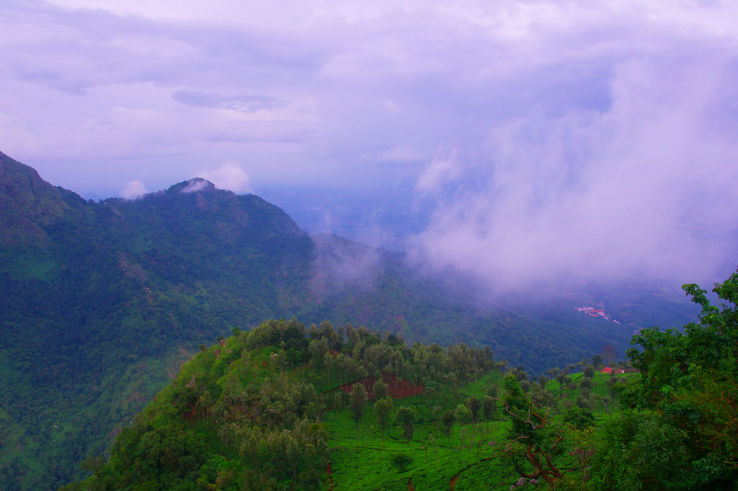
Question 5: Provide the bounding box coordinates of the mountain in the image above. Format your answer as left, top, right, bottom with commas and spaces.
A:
0, 151, 76, 247
67, 291, 738, 490
63, 319, 504, 490
0, 151, 698, 489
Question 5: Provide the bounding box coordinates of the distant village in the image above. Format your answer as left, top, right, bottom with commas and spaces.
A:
575, 306, 621, 324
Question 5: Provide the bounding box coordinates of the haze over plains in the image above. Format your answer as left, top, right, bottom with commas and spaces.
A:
1, 0, 736, 289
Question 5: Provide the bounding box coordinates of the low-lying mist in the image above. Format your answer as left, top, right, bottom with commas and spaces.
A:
408, 59, 738, 294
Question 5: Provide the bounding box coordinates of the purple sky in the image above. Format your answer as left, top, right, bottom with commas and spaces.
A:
1, 0, 737, 288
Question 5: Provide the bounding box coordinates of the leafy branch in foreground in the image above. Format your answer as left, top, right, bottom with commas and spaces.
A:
500, 374, 566, 487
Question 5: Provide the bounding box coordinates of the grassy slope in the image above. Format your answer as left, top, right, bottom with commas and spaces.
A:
326, 371, 510, 490
327, 370, 636, 490
68, 318, 642, 490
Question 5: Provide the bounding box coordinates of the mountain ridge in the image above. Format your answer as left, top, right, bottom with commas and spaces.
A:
0, 151, 697, 489
0, 151, 81, 246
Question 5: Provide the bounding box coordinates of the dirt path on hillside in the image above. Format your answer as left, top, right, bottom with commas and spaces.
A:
326, 459, 334, 490
450, 474, 458, 490
450, 457, 494, 490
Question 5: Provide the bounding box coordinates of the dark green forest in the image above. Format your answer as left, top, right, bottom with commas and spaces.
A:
0, 151, 703, 489
64, 270, 737, 490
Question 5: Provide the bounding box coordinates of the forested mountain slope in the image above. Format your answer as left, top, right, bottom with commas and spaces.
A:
66, 272, 738, 490
0, 151, 696, 489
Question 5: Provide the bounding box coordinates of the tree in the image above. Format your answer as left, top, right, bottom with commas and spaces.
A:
482, 395, 496, 423
440, 409, 455, 438
350, 383, 367, 426
454, 404, 471, 425
308, 338, 329, 369
579, 376, 592, 389
396, 406, 415, 443
538, 373, 548, 387
454, 404, 472, 447
500, 374, 565, 487
373, 377, 388, 400
391, 454, 413, 473
529, 383, 553, 408
629, 272, 738, 406
591, 410, 692, 490
555, 368, 569, 399
466, 397, 481, 426
608, 270, 738, 488
563, 407, 595, 430
79, 455, 105, 474
374, 397, 393, 439
568, 426, 596, 486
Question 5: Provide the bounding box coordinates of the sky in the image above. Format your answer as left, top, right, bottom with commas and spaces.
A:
1, 0, 737, 289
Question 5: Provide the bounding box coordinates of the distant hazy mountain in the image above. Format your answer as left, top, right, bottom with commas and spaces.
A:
0, 151, 696, 489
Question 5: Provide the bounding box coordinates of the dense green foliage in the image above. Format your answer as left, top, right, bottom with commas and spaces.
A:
72, 316, 619, 489
64, 322, 637, 490
66, 270, 738, 490
60, 322, 606, 489
66, 318, 498, 489
591, 271, 738, 490
0, 151, 701, 489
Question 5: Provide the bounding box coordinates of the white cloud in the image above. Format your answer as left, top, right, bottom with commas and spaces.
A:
196, 164, 251, 194
120, 179, 148, 199
181, 179, 210, 193
415, 154, 461, 196
411, 54, 738, 290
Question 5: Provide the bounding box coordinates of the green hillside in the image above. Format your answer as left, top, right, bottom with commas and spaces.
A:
0, 151, 698, 489
67, 270, 738, 489
58, 319, 563, 490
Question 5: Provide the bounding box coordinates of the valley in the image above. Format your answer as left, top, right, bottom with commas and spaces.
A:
0, 151, 714, 489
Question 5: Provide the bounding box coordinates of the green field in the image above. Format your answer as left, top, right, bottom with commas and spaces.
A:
324, 371, 514, 490
323, 369, 635, 490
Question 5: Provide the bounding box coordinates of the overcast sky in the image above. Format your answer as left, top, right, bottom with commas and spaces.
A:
2, 0, 737, 288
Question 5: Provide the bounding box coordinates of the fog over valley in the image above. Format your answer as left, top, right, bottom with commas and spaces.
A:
2, 0, 736, 291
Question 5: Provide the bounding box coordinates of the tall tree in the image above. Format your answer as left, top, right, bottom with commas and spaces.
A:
454, 404, 472, 447
482, 395, 496, 424
374, 397, 393, 439
396, 406, 416, 443
440, 409, 456, 439
466, 397, 481, 426
350, 383, 367, 426
373, 377, 388, 400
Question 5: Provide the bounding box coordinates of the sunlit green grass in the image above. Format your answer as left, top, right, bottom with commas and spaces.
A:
319, 369, 639, 489
322, 372, 517, 490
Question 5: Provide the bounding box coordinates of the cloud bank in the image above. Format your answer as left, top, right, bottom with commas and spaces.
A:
411, 56, 738, 289
120, 179, 148, 199
1, 0, 736, 287
309, 233, 381, 304
196, 164, 251, 194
